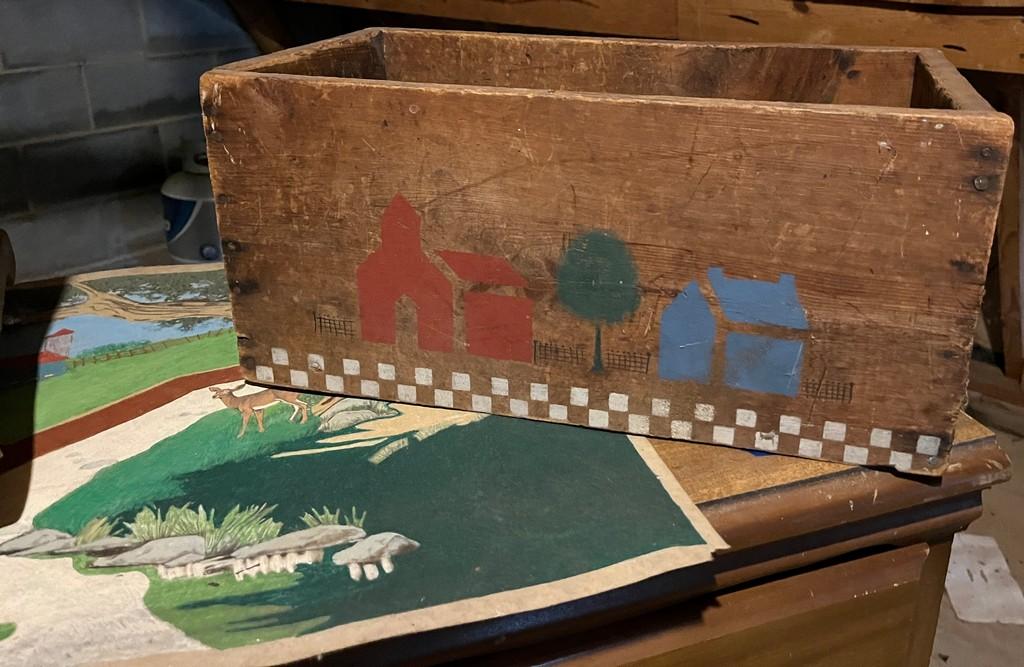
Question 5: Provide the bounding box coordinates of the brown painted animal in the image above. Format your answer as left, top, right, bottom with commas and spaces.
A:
209, 384, 308, 437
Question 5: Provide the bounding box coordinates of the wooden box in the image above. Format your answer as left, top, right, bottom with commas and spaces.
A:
202, 29, 1012, 474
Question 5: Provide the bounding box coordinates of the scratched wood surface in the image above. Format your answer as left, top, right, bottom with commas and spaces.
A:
676, 1, 1024, 75
298, 0, 1024, 74
203, 29, 1013, 474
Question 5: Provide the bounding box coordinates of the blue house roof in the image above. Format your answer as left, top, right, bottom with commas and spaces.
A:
707, 268, 808, 330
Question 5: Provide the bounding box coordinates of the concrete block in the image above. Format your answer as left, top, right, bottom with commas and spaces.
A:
0, 191, 167, 281
0, 66, 91, 143
142, 0, 254, 54
86, 52, 215, 128
0, 148, 28, 216
158, 115, 206, 170
23, 127, 165, 205
0, 0, 143, 68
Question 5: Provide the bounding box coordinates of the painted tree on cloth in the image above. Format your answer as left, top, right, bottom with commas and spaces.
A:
556, 231, 640, 372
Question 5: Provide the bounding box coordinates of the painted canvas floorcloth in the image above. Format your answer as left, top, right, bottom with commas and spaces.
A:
0, 265, 726, 665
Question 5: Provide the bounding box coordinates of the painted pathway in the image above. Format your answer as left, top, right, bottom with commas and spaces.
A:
0, 556, 203, 664
0, 382, 261, 540
0, 384, 255, 664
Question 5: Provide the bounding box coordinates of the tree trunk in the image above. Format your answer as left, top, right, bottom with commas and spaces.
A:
592, 324, 604, 372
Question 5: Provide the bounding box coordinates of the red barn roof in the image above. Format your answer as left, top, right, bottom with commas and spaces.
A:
438, 250, 527, 287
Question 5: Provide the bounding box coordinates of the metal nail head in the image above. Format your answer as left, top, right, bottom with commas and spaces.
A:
973, 175, 990, 191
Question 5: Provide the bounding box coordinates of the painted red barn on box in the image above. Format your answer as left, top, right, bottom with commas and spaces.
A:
357, 195, 533, 362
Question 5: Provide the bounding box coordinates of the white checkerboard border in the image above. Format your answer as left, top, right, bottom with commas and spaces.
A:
253, 348, 948, 472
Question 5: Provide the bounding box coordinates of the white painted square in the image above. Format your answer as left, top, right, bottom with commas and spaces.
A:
844, 445, 869, 465
307, 353, 324, 370
735, 409, 757, 428
608, 392, 629, 412
360, 379, 380, 397
415, 367, 433, 386
713, 425, 735, 445
671, 420, 693, 439
570, 387, 589, 406
343, 358, 361, 375
289, 369, 309, 387
271, 347, 289, 365
472, 394, 492, 412
694, 403, 715, 422
434, 389, 454, 408
870, 428, 893, 448
255, 365, 274, 382
510, 398, 529, 416
452, 372, 471, 391
491, 377, 509, 396
889, 450, 913, 471
754, 431, 778, 451
652, 398, 670, 418
549, 404, 568, 421
917, 435, 941, 456
530, 383, 549, 402
823, 421, 847, 442
628, 414, 650, 434
397, 384, 416, 403
589, 409, 609, 428
377, 363, 395, 380
779, 415, 802, 435
325, 374, 343, 393
798, 438, 823, 458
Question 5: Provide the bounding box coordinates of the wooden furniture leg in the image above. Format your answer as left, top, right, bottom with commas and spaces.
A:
907, 539, 954, 667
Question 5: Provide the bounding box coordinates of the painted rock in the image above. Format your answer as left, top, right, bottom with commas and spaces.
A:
332, 532, 419, 581
0, 529, 72, 555
92, 535, 206, 567
232, 525, 366, 559
52, 536, 139, 556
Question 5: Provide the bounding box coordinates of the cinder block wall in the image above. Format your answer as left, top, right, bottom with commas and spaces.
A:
0, 0, 257, 280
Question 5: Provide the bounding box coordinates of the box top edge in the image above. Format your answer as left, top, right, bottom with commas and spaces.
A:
217, 27, 933, 74
200, 67, 1012, 126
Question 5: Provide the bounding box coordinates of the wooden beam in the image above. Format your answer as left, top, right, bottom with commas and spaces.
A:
677, 1, 1024, 74
293, 0, 680, 38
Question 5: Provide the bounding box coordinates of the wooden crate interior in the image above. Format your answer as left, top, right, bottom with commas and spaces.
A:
238, 29, 987, 111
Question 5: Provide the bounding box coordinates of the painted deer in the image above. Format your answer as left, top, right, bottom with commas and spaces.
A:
210, 384, 309, 438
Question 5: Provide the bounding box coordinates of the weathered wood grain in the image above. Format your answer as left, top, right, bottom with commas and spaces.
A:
203, 29, 1013, 473
677, 0, 1024, 74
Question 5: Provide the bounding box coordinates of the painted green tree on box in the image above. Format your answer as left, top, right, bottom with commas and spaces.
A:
556, 231, 640, 372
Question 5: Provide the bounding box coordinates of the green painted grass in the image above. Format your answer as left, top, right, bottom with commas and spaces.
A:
0, 622, 15, 642
0, 331, 237, 444
36, 409, 708, 649
144, 571, 320, 649
35, 404, 318, 534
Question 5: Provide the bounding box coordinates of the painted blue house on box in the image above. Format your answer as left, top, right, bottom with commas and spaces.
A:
658, 268, 808, 396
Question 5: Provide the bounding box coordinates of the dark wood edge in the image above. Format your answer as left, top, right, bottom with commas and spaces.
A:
485, 543, 934, 666
703, 436, 1010, 550
201, 67, 1011, 131
917, 48, 997, 111
292, 493, 982, 665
